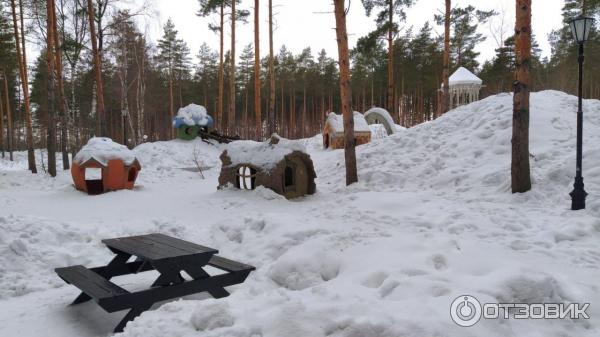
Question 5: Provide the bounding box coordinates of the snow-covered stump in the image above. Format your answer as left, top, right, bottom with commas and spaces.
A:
323, 111, 371, 149
173, 104, 214, 140
218, 135, 317, 199
71, 137, 141, 195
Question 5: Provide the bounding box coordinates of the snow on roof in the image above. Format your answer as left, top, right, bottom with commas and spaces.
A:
173, 104, 213, 128
364, 107, 396, 134
326, 111, 370, 133
225, 137, 307, 171
73, 137, 138, 167
449, 67, 483, 86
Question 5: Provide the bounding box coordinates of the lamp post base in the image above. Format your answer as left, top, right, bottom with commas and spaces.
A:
570, 177, 587, 210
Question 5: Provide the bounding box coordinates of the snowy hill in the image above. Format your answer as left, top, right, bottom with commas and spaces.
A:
0, 91, 599, 337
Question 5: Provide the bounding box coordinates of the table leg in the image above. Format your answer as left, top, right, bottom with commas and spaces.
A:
113, 303, 153, 333
183, 266, 230, 299
151, 262, 184, 287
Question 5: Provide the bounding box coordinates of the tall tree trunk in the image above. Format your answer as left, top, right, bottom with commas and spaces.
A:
268, 0, 275, 136
511, 0, 531, 193
51, 1, 69, 169
254, 0, 261, 140
2, 72, 12, 160
218, 2, 225, 133
387, 0, 394, 116
0, 84, 4, 158
441, 0, 451, 116
86, 0, 106, 137
229, 0, 236, 136
11, 0, 36, 171
46, 0, 57, 177
334, 0, 357, 185
169, 72, 174, 139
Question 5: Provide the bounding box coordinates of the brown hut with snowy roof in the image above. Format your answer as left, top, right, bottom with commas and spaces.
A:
323, 112, 371, 149
71, 137, 141, 195
218, 135, 316, 199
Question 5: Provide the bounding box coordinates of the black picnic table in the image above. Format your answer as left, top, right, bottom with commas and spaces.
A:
55, 233, 255, 333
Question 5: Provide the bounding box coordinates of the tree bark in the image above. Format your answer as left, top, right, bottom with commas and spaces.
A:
51, 1, 70, 169
511, 0, 532, 193
387, 0, 394, 116
10, 0, 36, 171
0, 83, 4, 158
268, 0, 275, 136
218, 2, 225, 134
229, 0, 236, 136
169, 70, 174, 139
86, 0, 106, 137
254, 0, 261, 140
46, 0, 57, 177
334, 0, 357, 185
441, 0, 451, 116
2, 72, 12, 160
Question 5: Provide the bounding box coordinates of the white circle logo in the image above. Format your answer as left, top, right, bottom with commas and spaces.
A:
450, 295, 482, 327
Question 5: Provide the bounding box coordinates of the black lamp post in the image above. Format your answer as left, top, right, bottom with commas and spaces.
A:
569, 16, 595, 210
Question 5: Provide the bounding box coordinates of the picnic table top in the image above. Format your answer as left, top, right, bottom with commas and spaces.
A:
102, 233, 218, 262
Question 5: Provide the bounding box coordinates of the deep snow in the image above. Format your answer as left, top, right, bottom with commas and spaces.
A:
1, 91, 599, 337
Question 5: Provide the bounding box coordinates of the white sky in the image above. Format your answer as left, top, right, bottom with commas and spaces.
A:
136, 0, 565, 66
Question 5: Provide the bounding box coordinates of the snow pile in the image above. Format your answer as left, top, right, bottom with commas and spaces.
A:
224, 137, 306, 171
172, 104, 214, 128
449, 66, 483, 85
1, 91, 600, 337
369, 124, 388, 139
326, 111, 370, 133
73, 137, 137, 166
364, 107, 396, 133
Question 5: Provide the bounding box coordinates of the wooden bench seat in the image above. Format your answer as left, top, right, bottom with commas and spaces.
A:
55, 265, 129, 301
208, 255, 256, 273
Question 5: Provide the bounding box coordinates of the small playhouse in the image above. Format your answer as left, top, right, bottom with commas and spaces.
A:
218, 135, 317, 199
364, 107, 396, 136
323, 111, 371, 149
71, 137, 141, 195
173, 104, 214, 140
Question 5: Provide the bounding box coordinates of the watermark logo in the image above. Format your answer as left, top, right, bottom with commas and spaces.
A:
450, 295, 482, 327
450, 295, 590, 327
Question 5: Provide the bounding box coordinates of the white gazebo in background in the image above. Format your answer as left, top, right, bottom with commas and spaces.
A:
444, 67, 483, 109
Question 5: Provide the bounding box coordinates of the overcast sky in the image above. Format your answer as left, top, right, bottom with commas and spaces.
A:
134, 0, 566, 66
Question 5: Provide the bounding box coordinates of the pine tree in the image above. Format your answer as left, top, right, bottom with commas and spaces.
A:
435, 5, 496, 70
0, 1, 16, 159
334, 0, 357, 186
512, 0, 532, 193
361, 0, 415, 117
253, 0, 261, 140
157, 19, 190, 139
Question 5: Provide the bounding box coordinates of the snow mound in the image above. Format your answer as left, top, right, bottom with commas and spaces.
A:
225, 137, 307, 171
73, 137, 137, 166
172, 104, 214, 128
369, 124, 388, 139
326, 111, 370, 133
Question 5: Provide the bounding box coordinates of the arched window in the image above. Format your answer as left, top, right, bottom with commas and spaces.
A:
236, 165, 257, 190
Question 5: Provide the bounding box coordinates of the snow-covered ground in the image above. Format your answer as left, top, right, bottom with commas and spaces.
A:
1, 90, 599, 337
